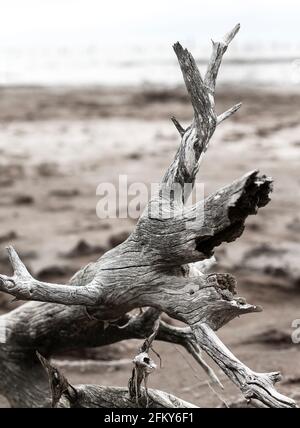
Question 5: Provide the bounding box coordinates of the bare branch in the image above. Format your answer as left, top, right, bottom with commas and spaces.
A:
223, 23, 241, 45
205, 23, 240, 93
217, 102, 242, 125
0, 247, 103, 306
6, 245, 31, 277
171, 116, 186, 136
173, 42, 213, 132
57, 385, 198, 408
162, 26, 240, 196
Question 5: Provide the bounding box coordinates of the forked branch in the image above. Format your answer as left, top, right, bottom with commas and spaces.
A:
0, 23, 296, 409
0, 246, 103, 305
163, 24, 241, 195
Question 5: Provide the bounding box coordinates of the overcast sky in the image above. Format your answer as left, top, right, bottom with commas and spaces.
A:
0, 0, 300, 47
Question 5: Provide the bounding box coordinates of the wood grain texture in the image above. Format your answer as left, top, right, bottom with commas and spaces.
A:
0, 24, 296, 408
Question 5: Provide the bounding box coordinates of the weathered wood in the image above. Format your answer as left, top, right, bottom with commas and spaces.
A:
56, 385, 197, 408
205, 23, 240, 94
0, 24, 296, 408
0, 246, 103, 305
193, 324, 296, 408
0, 306, 219, 407
34, 327, 197, 408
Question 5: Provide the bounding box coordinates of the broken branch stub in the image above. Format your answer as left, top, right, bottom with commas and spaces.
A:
0, 23, 296, 408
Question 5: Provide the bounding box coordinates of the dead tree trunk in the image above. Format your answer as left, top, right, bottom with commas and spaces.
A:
0, 24, 296, 408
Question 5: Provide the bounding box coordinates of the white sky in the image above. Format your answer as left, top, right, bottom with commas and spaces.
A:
0, 0, 300, 47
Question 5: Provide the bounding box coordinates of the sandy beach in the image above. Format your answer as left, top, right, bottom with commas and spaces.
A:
0, 84, 300, 407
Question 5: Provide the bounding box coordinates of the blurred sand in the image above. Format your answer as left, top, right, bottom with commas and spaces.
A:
0, 85, 300, 407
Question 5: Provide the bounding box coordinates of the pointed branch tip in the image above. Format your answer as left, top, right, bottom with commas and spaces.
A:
5, 245, 30, 276
6, 245, 20, 268
223, 23, 240, 46
171, 116, 186, 136
268, 371, 282, 384
217, 102, 242, 125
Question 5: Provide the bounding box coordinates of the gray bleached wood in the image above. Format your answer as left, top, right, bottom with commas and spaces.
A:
0, 24, 296, 408
36, 330, 197, 408
55, 385, 197, 408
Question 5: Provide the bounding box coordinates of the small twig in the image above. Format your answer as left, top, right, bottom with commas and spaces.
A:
171, 116, 186, 136
150, 345, 162, 368
36, 352, 77, 408
140, 317, 160, 352
217, 102, 242, 125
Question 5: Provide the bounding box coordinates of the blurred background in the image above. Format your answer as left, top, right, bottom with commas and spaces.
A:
1, 0, 300, 87
0, 0, 300, 407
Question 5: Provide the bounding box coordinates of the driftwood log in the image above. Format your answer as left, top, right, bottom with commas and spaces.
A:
0, 24, 296, 408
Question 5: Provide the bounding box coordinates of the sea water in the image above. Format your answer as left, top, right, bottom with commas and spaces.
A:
1, 40, 300, 88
